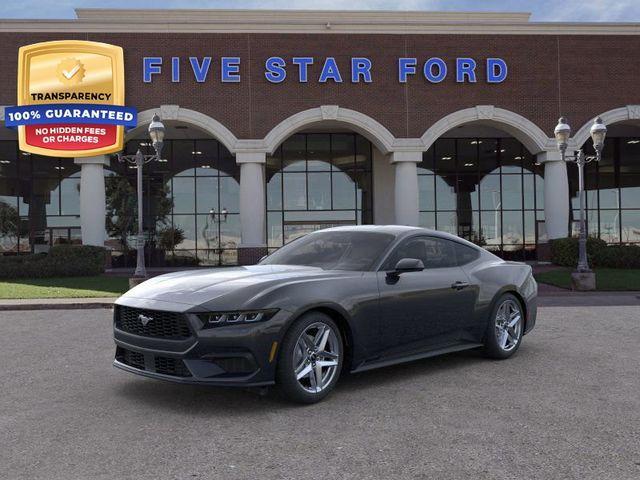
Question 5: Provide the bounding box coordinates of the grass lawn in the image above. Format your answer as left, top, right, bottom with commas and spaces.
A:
0, 276, 130, 299
535, 268, 640, 291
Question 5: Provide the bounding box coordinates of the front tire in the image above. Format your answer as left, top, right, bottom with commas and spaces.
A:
276, 312, 343, 404
483, 293, 524, 359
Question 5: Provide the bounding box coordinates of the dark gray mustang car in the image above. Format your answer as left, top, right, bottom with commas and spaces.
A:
113, 226, 537, 403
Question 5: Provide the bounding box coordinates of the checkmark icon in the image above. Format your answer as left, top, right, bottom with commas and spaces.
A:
62, 64, 80, 79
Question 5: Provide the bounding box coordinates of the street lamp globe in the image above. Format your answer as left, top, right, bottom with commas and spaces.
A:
148, 113, 165, 156
590, 116, 607, 154
554, 117, 571, 153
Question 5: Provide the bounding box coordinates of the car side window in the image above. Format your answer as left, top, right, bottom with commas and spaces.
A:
453, 242, 481, 266
383, 236, 458, 270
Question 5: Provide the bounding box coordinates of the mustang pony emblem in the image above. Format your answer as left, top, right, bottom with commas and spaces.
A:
138, 314, 153, 326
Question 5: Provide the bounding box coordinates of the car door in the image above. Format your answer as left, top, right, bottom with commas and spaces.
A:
370, 235, 476, 359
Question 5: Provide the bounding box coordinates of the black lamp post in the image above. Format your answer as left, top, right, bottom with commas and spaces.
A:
117, 113, 166, 278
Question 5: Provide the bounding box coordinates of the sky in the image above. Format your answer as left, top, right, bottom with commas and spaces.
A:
0, 0, 639, 22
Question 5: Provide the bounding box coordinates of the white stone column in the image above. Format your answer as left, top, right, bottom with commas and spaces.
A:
372, 146, 395, 224
237, 152, 267, 262
391, 151, 421, 226
538, 151, 569, 239
74, 156, 109, 246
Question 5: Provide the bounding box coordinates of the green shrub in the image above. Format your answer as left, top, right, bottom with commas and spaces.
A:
0, 245, 107, 279
550, 237, 640, 268
593, 244, 640, 269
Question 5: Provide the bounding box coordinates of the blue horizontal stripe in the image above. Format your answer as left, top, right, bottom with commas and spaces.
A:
5, 104, 137, 128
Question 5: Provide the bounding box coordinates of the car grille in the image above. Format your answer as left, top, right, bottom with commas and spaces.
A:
116, 347, 145, 370
154, 356, 192, 377
116, 347, 192, 378
213, 357, 257, 375
115, 305, 191, 339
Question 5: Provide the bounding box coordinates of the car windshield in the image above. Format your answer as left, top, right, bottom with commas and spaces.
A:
260, 231, 396, 271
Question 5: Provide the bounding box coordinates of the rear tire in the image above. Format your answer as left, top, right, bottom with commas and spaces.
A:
483, 293, 524, 359
276, 312, 343, 404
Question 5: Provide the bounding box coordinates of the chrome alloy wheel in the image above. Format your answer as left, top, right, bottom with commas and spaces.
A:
494, 299, 522, 352
293, 322, 340, 394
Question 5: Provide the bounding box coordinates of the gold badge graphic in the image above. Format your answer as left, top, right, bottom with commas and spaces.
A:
15, 40, 126, 157
56, 58, 85, 86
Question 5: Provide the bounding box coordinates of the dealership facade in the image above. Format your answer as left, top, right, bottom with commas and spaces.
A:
0, 9, 639, 266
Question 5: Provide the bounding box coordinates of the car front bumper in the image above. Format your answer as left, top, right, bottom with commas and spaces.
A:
112, 300, 292, 387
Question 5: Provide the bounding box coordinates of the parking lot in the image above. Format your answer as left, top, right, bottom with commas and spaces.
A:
1, 305, 639, 480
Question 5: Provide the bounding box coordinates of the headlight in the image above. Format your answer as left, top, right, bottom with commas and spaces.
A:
198, 309, 279, 328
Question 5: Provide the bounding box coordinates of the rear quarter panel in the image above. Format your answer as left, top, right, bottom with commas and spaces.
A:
462, 257, 537, 339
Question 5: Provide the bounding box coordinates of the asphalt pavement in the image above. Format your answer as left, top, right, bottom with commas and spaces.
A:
1, 306, 639, 480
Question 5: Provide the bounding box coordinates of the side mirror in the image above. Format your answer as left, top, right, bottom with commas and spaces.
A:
391, 258, 424, 275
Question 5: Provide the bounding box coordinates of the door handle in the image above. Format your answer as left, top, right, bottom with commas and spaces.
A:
451, 281, 469, 290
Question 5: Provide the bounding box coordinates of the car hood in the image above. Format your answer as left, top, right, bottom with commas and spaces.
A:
117, 265, 348, 309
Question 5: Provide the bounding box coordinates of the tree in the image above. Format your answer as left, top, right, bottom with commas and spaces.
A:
0, 201, 21, 250
105, 176, 173, 251
157, 226, 185, 252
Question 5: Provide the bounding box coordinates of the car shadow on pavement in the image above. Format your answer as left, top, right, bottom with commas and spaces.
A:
114, 379, 290, 413
337, 348, 487, 392
112, 347, 498, 411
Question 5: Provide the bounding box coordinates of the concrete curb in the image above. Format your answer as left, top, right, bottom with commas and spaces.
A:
0, 298, 115, 311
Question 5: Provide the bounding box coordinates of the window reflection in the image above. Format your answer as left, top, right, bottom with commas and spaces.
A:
196, 177, 219, 214
109, 138, 240, 267
266, 133, 373, 249
308, 172, 331, 209
621, 175, 640, 209
0, 147, 84, 253
307, 134, 331, 171
569, 137, 640, 245
435, 176, 456, 210
419, 137, 543, 259
283, 173, 307, 210
621, 210, 640, 243
502, 175, 523, 210
172, 177, 195, 213
479, 175, 501, 211
418, 173, 435, 211
332, 171, 356, 210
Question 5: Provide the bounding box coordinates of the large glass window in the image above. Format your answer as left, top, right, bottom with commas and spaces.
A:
0, 142, 81, 254
266, 133, 373, 251
569, 137, 640, 244
106, 138, 240, 267
418, 137, 543, 260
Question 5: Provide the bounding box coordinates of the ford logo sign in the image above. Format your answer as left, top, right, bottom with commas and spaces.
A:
138, 314, 153, 326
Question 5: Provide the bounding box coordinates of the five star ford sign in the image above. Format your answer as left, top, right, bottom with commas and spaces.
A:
4, 40, 137, 158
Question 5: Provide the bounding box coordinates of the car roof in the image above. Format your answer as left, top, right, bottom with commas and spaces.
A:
312, 225, 422, 235
312, 225, 485, 250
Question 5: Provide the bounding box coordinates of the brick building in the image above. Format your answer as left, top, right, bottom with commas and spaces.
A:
0, 9, 639, 265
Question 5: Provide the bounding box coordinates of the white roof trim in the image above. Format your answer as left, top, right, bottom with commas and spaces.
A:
74, 9, 532, 24
0, 9, 639, 34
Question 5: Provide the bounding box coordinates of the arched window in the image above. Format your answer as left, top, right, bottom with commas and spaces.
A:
266, 133, 373, 251
109, 138, 240, 267
569, 136, 640, 244
0, 141, 82, 253
418, 137, 544, 260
